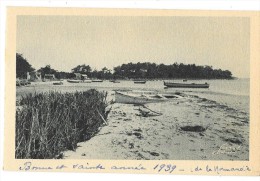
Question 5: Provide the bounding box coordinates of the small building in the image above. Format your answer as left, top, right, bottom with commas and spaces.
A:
27, 71, 42, 82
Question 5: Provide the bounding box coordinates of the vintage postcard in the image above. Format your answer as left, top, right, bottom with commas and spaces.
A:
3, 7, 260, 175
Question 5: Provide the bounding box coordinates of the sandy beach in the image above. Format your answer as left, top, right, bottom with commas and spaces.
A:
16, 80, 249, 160
63, 90, 249, 160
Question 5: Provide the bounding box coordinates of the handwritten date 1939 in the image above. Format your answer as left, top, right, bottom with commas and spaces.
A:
153, 164, 177, 173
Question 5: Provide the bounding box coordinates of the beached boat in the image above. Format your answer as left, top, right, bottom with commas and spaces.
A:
92, 79, 103, 82
115, 91, 168, 104
164, 81, 209, 88
53, 81, 63, 85
133, 80, 146, 84
67, 79, 81, 83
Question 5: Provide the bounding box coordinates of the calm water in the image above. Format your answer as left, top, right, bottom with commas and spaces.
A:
28, 78, 249, 95
18, 78, 250, 113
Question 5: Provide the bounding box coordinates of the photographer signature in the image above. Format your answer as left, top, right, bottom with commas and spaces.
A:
212, 143, 241, 155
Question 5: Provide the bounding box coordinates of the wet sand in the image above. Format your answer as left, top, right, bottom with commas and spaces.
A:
63, 91, 249, 160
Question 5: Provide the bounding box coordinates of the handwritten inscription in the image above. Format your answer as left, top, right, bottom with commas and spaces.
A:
19, 162, 53, 171
18, 162, 251, 174
192, 165, 251, 174
73, 163, 105, 170
111, 164, 146, 171
212, 143, 241, 155
153, 164, 177, 173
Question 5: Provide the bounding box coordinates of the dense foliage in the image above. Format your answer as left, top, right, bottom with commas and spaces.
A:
16, 53, 35, 78
16, 52, 233, 80
113, 62, 233, 79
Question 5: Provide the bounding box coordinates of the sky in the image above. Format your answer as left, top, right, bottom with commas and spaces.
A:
17, 16, 250, 78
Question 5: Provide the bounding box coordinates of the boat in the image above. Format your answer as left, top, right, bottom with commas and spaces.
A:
82, 79, 92, 83
67, 79, 81, 83
133, 80, 146, 84
110, 80, 120, 83
92, 79, 103, 82
53, 81, 63, 85
164, 81, 209, 88
115, 91, 167, 104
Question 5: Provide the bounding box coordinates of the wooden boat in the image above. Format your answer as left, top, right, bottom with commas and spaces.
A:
164, 81, 209, 88
115, 91, 167, 104
53, 81, 63, 85
82, 79, 92, 83
133, 80, 146, 84
67, 79, 81, 83
92, 79, 103, 82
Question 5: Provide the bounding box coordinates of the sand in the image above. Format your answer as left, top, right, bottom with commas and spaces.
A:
63, 91, 249, 160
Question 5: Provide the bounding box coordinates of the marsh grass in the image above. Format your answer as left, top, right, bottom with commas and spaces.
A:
15, 89, 108, 159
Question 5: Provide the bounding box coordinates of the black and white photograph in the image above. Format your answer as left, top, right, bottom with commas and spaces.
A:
15, 14, 251, 161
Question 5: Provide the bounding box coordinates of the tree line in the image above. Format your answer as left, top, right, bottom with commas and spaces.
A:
113, 62, 233, 79
16, 53, 233, 80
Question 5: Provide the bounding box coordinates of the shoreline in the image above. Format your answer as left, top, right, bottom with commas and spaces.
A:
16, 84, 249, 160
63, 90, 249, 160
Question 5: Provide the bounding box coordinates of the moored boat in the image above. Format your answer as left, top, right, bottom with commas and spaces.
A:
164, 81, 209, 88
53, 81, 63, 85
133, 80, 146, 84
82, 79, 92, 83
92, 79, 103, 82
67, 79, 81, 83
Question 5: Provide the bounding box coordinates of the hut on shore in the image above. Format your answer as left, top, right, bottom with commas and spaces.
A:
27, 71, 42, 82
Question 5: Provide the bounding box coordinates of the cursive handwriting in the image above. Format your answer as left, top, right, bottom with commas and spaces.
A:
73, 163, 105, 170
18, 162, 251, 174
19, 162, 53, 171
212, 143, 241, 155
206, 165, 251, 174
111, 164, 146, 171
192, 165, 251, 174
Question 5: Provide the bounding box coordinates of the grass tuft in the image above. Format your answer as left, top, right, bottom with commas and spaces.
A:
15, 89, 108, 159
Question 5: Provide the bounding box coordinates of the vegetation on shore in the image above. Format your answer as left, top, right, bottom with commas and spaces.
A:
113, 62, 233, 79
16, 53, 233, 80
15, 89, 109, 159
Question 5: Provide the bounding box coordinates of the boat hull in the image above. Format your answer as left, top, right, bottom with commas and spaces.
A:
115, 91, 166, 104
67, 79, 81, 83
82, 80, 92, 83
92, 80, 103, 82
53, 82, 63, 85
164, 82, 209, 88
133, 81, 146, 84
